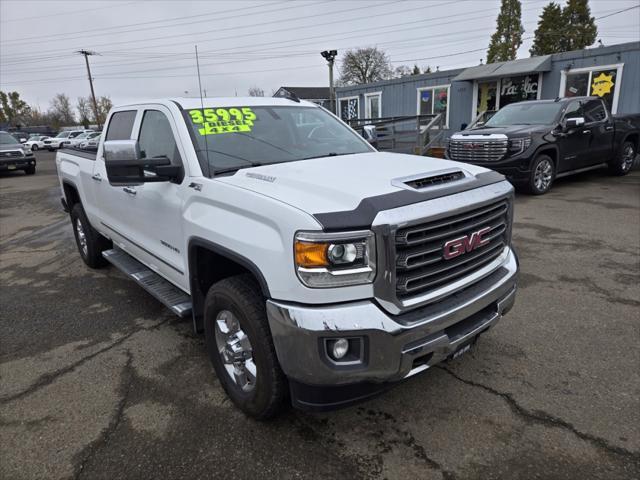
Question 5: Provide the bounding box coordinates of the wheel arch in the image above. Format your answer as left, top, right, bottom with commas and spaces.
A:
62, 181, 81, 210
534, 145, 559, 168
188, 237, 271, 333
621, 132, 639, 152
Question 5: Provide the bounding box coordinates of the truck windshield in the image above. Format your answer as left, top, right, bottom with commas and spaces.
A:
184, 105, 373, 175
0, 132, 19, 144
484, 102, 562, 127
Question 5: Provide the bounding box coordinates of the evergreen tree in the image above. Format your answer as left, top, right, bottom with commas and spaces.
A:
412, 64, 421, 75
561, 0, 597, 51
487, 0, 524, 63
530, 2, 565, 56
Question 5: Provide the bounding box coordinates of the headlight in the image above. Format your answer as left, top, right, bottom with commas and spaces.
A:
21, 145, 32, 154
294, 230, 376, 287
508, 137, 532, 155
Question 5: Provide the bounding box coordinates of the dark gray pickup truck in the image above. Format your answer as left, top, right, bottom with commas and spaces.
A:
446, 97, 639, 194
0, 131, 36, 175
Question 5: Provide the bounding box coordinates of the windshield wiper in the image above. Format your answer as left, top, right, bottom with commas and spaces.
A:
300, 152, 358, 161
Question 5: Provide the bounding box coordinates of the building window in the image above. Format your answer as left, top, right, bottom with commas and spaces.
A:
562, 64, 622, 113
416, 85, 449, 126
339, 97, 359, 121
476, 81, 498, 117
364, 92, 382, 119
475, 74, 540, 118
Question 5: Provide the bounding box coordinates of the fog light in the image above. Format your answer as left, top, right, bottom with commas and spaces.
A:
331, 338, 349, 359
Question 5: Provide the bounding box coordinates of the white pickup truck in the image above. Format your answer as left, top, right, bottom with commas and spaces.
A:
56, 96, 519, 418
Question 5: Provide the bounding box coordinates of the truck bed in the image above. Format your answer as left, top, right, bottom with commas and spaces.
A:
59, 147, 97, 161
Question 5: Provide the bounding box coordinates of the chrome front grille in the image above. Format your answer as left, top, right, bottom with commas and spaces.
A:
2, 151, 23, 158
448, 139, 507, 162
394, 199, 510, 299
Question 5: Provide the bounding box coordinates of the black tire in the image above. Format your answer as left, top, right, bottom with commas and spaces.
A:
609, 140, 636, 176
25, 165, 35, 175
70, 203, 110, 268
526, 154, 555, 195
31, 144, 38, 151
204, 274, 287, 419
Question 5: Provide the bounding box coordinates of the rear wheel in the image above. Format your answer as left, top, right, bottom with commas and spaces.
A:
204, 275, 287, 419
31, 144, 38, 151
609, 140, 636, 176
70, 203, 110, 268
526, 154, 555, 195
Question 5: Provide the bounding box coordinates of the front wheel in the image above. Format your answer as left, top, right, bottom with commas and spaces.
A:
204, 275, 287, 419
526, 154, 555, 195
25, 165, 35, 175
609, 141, 636, 176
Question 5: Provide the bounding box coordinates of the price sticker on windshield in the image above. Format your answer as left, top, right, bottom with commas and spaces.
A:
188, 107, 256, 136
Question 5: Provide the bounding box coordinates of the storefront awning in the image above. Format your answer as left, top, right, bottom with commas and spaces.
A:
453, 55, 552, 81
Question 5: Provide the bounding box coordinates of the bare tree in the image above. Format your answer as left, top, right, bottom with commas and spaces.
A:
77, 97, 92, 128
248, 86, 265, 97
95, 96, 113, 127
338, 47, 393, 86
394, 65, 413, 78
49, 93, 75, 126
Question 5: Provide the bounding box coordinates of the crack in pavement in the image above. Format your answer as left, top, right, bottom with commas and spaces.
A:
0, 318, 171, 406
73, 349, 135, 480
437, 366, 640, 463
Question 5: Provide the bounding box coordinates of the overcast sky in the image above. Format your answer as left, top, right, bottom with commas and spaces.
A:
1, 0, 638, 109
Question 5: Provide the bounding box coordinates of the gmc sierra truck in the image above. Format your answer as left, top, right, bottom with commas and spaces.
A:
56, 97, 519, 418
446, 96, 639, 194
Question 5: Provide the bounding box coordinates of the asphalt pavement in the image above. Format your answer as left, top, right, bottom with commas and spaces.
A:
1, 151, 638, 479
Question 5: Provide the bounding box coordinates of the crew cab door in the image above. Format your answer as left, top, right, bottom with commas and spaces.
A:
581, 98, 615, 166
93, 107, 188, 291
122, 107, 188, 290
558, 100, 591, 172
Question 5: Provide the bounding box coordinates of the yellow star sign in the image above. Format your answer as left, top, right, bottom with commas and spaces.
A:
591, 73, 614, 97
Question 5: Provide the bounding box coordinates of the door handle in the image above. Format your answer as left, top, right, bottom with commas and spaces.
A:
582, 130, 591, 134
91, 173, 102, 182
123, 187, 137, 196
605, 126, 614, 131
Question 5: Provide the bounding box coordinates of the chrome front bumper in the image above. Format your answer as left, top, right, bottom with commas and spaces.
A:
267, 248, 518, 389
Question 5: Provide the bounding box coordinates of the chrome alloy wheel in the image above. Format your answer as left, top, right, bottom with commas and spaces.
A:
75, 218, 88, 257
214, 310, 256, 393
621, 143, 636, 172
534, 159, 553, 191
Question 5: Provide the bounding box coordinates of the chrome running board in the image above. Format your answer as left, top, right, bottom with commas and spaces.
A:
102, 248, 192, 318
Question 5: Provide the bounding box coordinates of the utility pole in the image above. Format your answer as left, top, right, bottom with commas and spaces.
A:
321, 50, 337, 114
76, 50, 100, 128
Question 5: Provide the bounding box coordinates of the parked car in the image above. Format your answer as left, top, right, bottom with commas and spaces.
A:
57, 97, 518, 418
68, 131, 101, 148
11, 131, 30, 143
44, 130, 93, 150
0, 131, 36, 174
446, 96, 640, 194
79, 133, 101, 151
24, 135, 50, 151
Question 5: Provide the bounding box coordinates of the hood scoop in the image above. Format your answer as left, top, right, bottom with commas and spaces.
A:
401, 170, 465, 190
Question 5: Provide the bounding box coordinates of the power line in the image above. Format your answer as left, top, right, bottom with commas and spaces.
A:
0, 1, 137, 23
0, 0, 435, 59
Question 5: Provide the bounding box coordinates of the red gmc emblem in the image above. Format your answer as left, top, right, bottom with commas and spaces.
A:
463, 143, 483, 149
443, 227, 491, 260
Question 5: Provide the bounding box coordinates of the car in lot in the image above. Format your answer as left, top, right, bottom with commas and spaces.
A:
24, 135, 50, 151
0, 131, 36, 174
44, 129, 94, 150
446, 97, 639, 194
68, 131, 101, 148
79, 133, 101, 151
57, 97, 518, 418
10, 131, 32, 143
